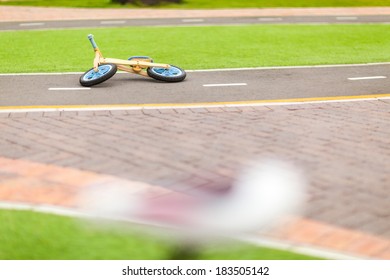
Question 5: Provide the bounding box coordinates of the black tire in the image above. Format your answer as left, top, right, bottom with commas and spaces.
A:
79, 63, 117, 87
147, 65, 186, 82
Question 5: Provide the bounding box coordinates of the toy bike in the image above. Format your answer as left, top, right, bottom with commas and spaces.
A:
80, 34, 186, 87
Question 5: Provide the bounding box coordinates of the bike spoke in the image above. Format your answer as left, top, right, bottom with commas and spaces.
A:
85, 65, 112, 80
152, 67, 182, 77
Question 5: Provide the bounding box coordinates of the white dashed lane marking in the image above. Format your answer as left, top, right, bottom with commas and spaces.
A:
48, 87, 91, 91
258, 17, 283, 22
19, 22, 45, 27
348, 76, 387, 81
203, 83, 248, 87
100, 20, 126, 25
181, 19, 205, 23
336, 17, 358, 21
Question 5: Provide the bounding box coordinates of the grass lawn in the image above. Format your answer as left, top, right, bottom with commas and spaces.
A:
0, 24, 389, 73
0, 210, 320, 260
1, 0, 390, 8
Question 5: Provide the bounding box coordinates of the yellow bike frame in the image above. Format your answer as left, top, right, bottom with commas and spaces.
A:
90, 34, 170, 77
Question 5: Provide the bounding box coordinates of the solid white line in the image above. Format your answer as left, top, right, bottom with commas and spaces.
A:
2, 62, 390, 76
0, 72, 84, 76
348, 76, 387, 81
19, 22, 45, 27
48, 87, 91, 91
0, 201, 90, 218
240, 234, 362, 260
100, 20, 126, 25
203, 83, 247, 87
336, 16, 358, 20
187, 62, 390, 73
181, 19, 205, 23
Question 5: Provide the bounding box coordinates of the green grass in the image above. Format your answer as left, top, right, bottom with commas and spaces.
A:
0, 24, 389, 73
0, 210, 320, 260
1, 0, 390, 8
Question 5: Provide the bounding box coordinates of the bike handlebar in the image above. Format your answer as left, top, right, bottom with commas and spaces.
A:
88, 34, 98, 49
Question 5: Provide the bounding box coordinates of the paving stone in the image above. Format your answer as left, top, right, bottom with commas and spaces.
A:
1, 100, 390, 259
43, 111, 61, 118
93, 110, 112, 116
189, 107, 209, 113
9, 112, 26, 118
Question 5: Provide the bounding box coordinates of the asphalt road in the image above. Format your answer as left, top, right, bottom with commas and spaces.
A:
1, 64, 389, 107
2, 14, 390, 108
2, 15, 390, 31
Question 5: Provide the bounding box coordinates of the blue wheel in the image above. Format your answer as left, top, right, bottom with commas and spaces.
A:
147, 65, 186, 82
80, 64, 117, 87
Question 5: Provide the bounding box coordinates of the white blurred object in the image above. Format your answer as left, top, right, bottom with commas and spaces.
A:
193, 158, 306, 233
79, 158, 306, 236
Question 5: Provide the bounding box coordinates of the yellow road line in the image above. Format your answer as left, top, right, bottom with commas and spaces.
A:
1, 93, 390, 112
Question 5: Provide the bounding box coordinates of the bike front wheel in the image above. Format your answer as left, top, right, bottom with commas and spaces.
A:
79, 63, 117, 87
147, 65, 186, 82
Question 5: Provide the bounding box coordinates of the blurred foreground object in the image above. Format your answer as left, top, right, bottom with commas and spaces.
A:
80, 158, 306, 237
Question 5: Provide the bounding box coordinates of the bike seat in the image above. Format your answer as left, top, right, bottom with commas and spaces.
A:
128, 56, 153, 62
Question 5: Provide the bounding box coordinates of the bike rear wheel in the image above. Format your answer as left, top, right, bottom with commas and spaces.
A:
147, 65, 186, 82
80, 64, 117, 87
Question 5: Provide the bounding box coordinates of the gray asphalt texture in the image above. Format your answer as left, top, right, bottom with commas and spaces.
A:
2, 15, 390, 31
1, 64, 389, 107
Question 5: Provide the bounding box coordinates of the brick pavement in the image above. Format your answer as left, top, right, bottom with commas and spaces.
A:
0, 100, 389, 259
